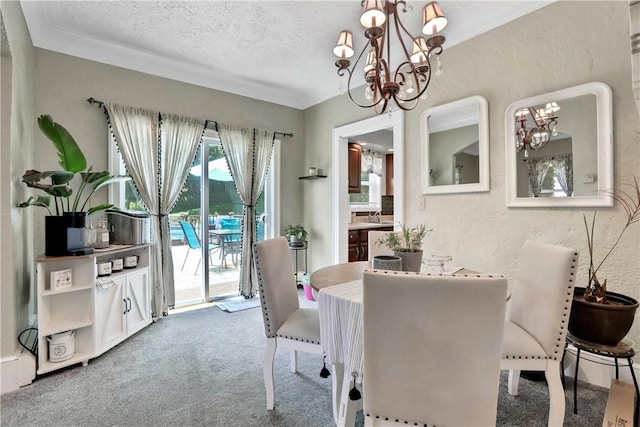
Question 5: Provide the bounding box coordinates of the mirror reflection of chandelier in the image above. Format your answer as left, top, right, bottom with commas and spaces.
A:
361, 150, 383, 176
332, 0, 448, 114
515, 102, 560, 158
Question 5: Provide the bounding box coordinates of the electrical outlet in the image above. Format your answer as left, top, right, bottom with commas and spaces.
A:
418, 197, 426, 211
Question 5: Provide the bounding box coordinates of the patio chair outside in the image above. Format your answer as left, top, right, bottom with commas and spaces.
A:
179, 220, 221, 274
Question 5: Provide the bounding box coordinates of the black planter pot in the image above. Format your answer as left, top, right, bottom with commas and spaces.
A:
568, 287, 639, 346
45, 212, 91, 256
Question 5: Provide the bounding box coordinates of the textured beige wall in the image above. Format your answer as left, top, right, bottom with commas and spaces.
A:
31, 49, 305, 256
1, 1, 36, 362
304, 1, 640, 347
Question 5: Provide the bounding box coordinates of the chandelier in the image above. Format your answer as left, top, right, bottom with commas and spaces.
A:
332, 0, 448, 114
515, 102, 560, 158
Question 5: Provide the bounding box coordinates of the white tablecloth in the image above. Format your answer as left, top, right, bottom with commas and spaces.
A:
318, 280, 364, 384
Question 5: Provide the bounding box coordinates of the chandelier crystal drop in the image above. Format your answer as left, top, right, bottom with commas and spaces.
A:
332, 0, 448, 114
515, 102, 560, 158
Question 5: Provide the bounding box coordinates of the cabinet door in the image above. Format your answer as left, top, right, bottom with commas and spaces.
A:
94, 278, 127, 353
359, 230, 369, 261
385, 154, 394, 195
348, 143, 362, 194
126, 269, 151, 336
348, 230, 360, 262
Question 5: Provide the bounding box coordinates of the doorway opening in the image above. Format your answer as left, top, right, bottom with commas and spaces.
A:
331, 111, 405, 264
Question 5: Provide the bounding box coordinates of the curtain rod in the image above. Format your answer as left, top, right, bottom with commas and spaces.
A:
87, 97, 294, 138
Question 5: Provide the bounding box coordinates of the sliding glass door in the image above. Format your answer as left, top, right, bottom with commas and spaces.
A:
170, 134, 276, 306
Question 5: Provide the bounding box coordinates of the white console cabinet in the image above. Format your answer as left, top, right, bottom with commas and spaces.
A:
94, 269, 150, 353
35, 245, 150, 375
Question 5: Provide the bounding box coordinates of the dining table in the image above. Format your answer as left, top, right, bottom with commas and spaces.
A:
208, 228, 242, 270
311, 261, 485, 427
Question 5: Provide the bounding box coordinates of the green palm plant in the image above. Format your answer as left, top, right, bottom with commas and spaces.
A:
18, 115, 130, 216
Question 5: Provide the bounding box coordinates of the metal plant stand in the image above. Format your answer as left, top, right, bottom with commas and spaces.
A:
563, 332, 639, 421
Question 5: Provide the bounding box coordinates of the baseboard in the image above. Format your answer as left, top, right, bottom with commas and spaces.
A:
563, 344, 639, 389
0, 351, 36, 395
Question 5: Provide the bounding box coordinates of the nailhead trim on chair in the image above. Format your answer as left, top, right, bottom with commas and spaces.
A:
275, 334, 320, 344
364, 413, 433, 426
367, 270, 505, 279
550, 253, 579, 360
253, 246, 275, 337
503, 252, 579, 361
254, 244, 321, 344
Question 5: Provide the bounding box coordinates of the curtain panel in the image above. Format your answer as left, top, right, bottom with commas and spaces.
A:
218, 124, 275, 297
526, 154, 573, 197
104, 103, 205, 316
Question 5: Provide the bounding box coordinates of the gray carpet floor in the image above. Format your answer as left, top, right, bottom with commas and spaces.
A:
1, 293, 608, 426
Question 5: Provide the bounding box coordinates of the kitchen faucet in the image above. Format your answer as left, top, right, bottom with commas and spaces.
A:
368, 211, 381, 223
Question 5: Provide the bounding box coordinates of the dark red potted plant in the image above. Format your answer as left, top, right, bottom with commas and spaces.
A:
568, 177, 640, 346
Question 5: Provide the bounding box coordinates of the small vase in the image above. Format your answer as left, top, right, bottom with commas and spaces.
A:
372, 255, 402, 271
394, 250, 423, 272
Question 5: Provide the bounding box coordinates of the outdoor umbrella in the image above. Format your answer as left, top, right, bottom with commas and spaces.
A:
189, 157, 233, 181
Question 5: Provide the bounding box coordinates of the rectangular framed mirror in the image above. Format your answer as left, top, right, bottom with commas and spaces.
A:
505, 81, 613, 207
421, 95, 489, 194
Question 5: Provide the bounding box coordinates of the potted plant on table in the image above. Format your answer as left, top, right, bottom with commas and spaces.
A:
284, 224, 308, 247
376, 223, 431, 272
568, 177, 640, 346
18, 115, 130, 256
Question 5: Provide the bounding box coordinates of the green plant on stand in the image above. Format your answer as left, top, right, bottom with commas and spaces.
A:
284, 224, 308, 246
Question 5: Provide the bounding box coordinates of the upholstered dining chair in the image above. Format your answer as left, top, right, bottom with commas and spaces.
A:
367, 230, 393, 266
363, 270, 508, 426
253, 237, 323, 410
501, 240, 579, 427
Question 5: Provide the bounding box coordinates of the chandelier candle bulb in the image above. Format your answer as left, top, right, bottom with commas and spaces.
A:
361, 0, 386, 28
333, 31, 354, 59
422, 1, 448, 35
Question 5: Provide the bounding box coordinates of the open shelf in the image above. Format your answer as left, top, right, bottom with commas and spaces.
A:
41, 284, 93, 297
37, 351, 92, 375
41, 319, 93, 336
299, 175, 327, 180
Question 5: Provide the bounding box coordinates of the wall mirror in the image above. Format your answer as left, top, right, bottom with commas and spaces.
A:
421, 95, 489, 194
505, 82, 613, 207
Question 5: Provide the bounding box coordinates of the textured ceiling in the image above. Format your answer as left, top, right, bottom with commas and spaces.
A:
19, 1, 553, 109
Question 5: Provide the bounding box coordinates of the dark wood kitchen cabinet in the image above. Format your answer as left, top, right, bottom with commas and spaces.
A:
386, 153, 394, 195
348, 226, 393, 262
348, 143, 362, 194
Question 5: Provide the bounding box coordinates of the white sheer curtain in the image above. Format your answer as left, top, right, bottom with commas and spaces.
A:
217, 124, 275, 297
104, 103, 205, 316
552, 154, 573, 197
157, 113, 206, 310
526, 157, 551, 197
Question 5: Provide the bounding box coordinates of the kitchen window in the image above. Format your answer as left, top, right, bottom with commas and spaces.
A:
350, 172, 381, 211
